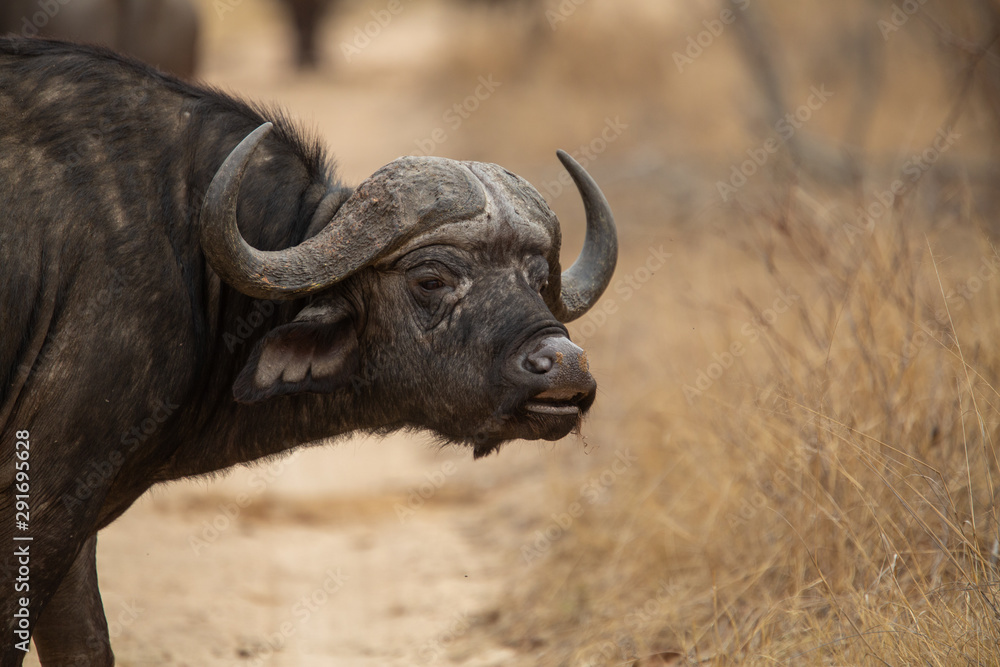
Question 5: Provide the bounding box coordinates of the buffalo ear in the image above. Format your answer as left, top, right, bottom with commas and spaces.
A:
233, 303, 360, 403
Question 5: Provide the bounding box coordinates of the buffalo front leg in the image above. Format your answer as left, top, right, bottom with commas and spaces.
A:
31, 535, 114, 667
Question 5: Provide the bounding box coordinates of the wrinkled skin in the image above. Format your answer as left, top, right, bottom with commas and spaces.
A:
226, 191, 597, 457
0, 39, 612, 666
295, 223, 594, 454
0, 0, 198, 78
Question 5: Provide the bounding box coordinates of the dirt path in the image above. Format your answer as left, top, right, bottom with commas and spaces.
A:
93, 437, 534, 666
27, 432, 576, 666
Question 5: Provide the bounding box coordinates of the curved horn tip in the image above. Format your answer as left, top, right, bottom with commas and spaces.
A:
549, 147, 619, 323
209, 121, 275, 194
236, 122, 274, 157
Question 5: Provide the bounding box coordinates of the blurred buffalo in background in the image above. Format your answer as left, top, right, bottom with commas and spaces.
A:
0, 0, 199, 78
275, 0, 338, 69
271, 0, 547, 71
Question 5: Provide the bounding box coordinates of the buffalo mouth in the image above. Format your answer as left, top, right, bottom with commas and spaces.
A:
522, 386, 591, 417
468, 388, 594, 458
517, 384, 596, 436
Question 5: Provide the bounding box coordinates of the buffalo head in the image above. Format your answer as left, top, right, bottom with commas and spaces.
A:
201, 123, 617, 456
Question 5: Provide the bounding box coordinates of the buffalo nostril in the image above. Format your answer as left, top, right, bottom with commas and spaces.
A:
524, 352, 554, 374
516, 335, 597, 414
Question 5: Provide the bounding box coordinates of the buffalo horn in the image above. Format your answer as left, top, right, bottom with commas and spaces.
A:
548, 150, 618, 323
201, 122, 486, 299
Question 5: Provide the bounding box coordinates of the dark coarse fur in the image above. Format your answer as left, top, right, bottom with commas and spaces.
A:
0, 38, 353, 664
0, 38, 597, 666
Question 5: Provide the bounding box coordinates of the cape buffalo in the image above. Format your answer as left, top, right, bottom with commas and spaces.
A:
0, 38, 616, 665
276, 0, 336, 69
0, 0, 198, 79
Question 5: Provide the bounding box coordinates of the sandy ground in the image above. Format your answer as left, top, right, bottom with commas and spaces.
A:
24, 429, 594, 666
83, 436, 546, 666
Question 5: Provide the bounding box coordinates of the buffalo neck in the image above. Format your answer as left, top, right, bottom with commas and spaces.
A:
153, 110, 362, 480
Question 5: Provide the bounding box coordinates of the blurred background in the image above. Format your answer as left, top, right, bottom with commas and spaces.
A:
11, 0, 1000, 664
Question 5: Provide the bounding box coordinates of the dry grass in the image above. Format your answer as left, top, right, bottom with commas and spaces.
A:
481, 186, 1000, 664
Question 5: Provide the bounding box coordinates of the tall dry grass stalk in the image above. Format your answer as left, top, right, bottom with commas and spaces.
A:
487, 186, 1000, 665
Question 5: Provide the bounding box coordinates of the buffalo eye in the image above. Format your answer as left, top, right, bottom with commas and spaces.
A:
418, 278, 446, 292
406, 264, 457, 313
